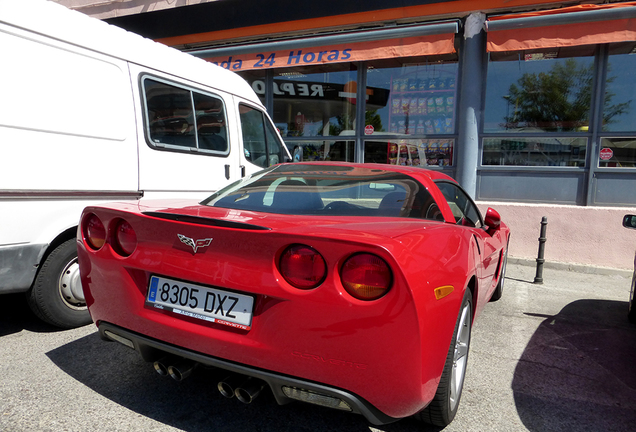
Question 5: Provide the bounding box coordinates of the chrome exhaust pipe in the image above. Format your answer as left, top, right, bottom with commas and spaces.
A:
168, 359, 197, 382
235, 378, 265, 404
153, 355, 178, 377
217, 374, 243, 398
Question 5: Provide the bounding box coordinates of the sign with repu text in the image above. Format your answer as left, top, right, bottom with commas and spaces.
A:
205, 34, 455, 71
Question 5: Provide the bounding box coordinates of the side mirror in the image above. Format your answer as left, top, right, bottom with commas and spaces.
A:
623, 214, 636, 229
484, 208, 501, 231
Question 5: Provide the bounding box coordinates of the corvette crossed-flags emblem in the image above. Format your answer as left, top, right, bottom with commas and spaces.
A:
178, 234, 213, 253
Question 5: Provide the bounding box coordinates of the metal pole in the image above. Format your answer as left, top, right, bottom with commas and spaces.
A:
534, 216, 548, 284
455, 13, 486, 199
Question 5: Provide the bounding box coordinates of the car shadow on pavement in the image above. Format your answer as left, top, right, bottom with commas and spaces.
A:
512, 299, 636, 431
46, 332, 443, 432
0, 293, 61, 336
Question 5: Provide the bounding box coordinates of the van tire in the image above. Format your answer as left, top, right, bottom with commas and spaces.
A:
27, 239, 91, 329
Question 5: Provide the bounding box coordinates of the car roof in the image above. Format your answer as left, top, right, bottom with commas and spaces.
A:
0, 0, 260, 105
277, 161, 457, 183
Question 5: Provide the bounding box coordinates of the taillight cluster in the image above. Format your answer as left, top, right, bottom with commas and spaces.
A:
82, 213, 137, 257
278, 245, 392, 301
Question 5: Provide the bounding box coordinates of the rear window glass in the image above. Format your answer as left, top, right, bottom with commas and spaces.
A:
202, 164, 443, 220
143, 77, 229, 154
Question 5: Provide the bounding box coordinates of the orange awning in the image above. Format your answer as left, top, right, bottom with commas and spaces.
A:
204, 34, 455, 71
486, 2, 636, 52
190, 22, 458, 72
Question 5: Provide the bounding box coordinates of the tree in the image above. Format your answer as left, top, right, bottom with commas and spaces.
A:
503, 58, 629, 131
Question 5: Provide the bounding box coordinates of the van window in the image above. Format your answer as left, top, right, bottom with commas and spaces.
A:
143, 77, 229, 154
239, 104, 286, 168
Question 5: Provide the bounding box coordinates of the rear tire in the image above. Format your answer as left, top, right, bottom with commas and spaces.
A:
26, 239, 91, 329
415, 289, 473, 427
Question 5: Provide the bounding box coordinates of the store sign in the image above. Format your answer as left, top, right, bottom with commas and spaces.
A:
205, 34, 455, 71
250, 79, 389, 109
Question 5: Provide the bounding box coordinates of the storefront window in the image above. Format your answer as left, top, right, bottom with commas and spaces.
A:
364, 139, 454, 167
265, 64, 358, 138
603, 43, 636, 132
598, 137, 636, 168
482, 137, 587, 167
287, 140, 355, 162
484, 47, 595, 133
236, 70, 266, 105
366, 57, 458, 136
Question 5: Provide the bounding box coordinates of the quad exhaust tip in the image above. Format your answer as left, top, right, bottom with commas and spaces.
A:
168, 359, 197, 382
153, 356, 197, 381
153, 358, 267, 403
153, 355, 177, 376
235, 377, 265, 404
218, 374, 243, 398
218, 374, 266, 404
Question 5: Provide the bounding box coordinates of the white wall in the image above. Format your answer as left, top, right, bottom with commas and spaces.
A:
478, 202, 636, 270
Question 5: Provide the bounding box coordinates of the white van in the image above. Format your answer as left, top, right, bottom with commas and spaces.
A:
0, 0, 290, 328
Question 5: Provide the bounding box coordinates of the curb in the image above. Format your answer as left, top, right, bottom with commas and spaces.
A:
509, 257, 633, 278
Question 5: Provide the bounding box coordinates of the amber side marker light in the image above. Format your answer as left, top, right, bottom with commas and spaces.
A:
340, 253, 392, 300
434, 285, 454, 300
83, 213, 106, 250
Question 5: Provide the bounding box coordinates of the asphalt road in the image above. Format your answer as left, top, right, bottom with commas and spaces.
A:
1, 263, 635, 432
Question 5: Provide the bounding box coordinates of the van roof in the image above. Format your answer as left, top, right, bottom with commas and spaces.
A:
0, 0, 261, 105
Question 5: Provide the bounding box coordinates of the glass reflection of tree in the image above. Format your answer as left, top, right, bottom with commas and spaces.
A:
503, 59, 629, 132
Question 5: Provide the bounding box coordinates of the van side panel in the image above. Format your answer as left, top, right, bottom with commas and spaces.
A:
0, 25, 138, 191
0, 23, 138, 293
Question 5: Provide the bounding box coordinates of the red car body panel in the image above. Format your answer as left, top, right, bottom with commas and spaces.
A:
77, 163, 509, 421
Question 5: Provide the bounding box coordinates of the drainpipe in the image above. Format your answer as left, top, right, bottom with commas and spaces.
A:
455, 12, 486, 199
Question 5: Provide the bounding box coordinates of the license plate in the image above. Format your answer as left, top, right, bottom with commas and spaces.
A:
146, 276, 254, 330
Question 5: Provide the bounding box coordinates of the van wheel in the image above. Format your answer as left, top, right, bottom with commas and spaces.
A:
27, 239, 91, 329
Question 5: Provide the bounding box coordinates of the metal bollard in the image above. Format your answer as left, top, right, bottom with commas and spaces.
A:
534, 216, 548, 284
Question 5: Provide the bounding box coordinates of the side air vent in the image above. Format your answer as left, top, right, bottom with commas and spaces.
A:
142, 212, 271, 231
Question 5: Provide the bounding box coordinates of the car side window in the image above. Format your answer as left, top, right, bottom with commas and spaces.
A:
436, 182, 483, 228
239, 104, 286, 168
142, 77, 229, 155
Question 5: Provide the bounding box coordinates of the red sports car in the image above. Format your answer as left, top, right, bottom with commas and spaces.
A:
77, 162, 510, 427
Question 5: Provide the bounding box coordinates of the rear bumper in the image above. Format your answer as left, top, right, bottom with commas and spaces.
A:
98, 321, 397, 426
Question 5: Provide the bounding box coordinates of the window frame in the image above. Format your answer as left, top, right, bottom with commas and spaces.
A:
140, 74, 231, 157
238, 102, 289, 168
435, 180, 484, 228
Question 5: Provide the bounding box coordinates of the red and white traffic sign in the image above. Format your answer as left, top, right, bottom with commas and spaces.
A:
599, 147, 614, 161
364, 125, 374, 135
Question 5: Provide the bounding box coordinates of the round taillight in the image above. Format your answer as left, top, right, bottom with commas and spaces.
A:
113, 219, 137, 256
340, 253, 392, 300
84, 213, 106, 251
279, 244, 327, 289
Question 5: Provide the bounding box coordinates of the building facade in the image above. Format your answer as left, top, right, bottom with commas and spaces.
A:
57, 0, 636, 268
